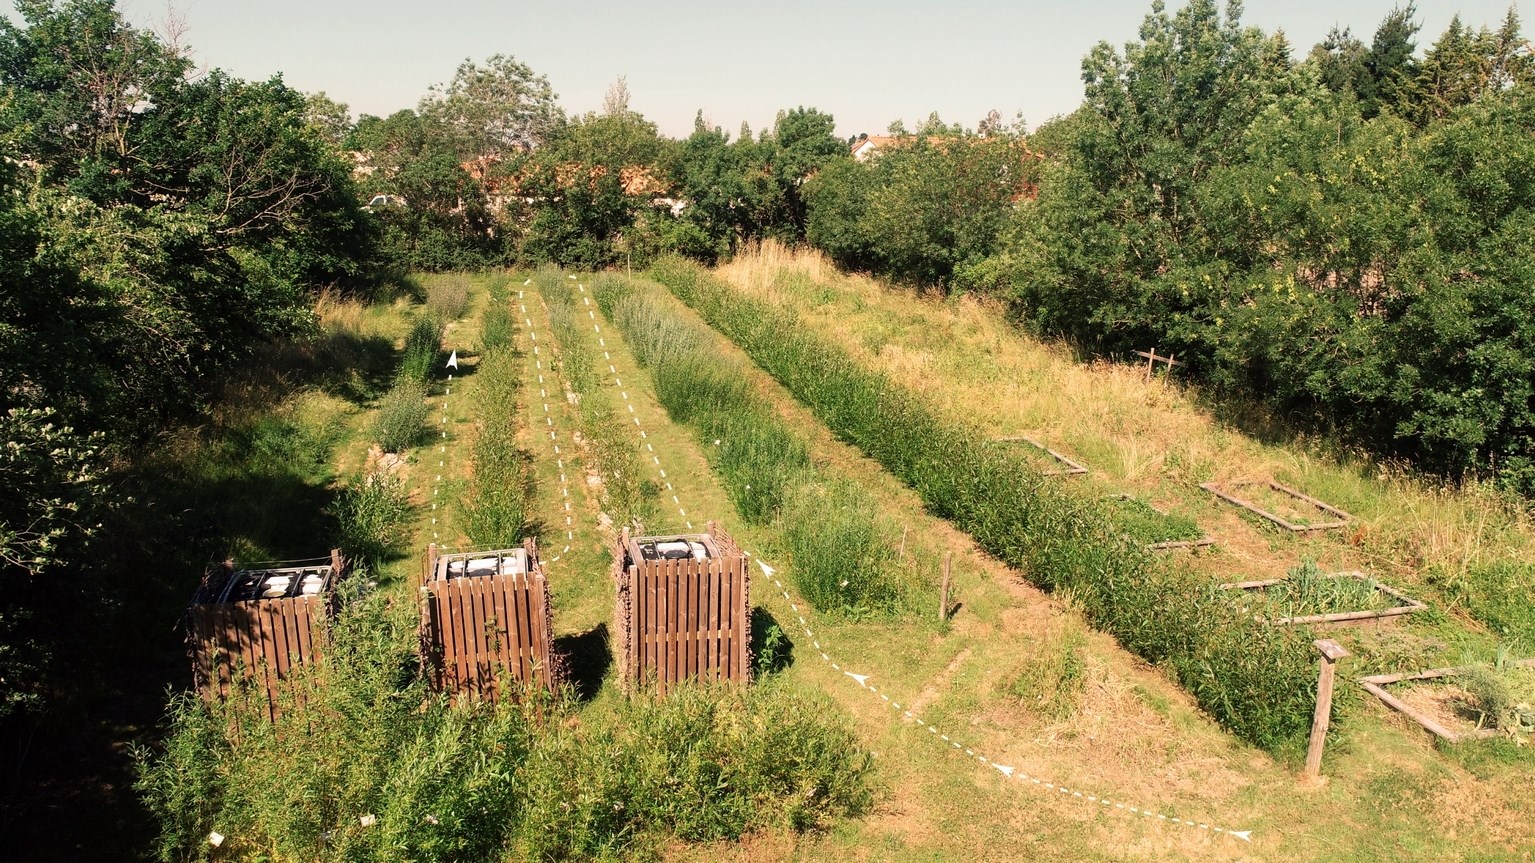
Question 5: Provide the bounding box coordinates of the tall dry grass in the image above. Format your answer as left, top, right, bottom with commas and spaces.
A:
717, 242, 1535, 648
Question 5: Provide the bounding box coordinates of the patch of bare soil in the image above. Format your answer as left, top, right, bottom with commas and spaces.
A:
1394, 682, 1488, 736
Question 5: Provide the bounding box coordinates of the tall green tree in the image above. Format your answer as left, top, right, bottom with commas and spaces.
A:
419, 54, 561, 162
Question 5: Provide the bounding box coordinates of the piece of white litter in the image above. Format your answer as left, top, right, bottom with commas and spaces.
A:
208, 831, 225, 847
360, 814, 377, 828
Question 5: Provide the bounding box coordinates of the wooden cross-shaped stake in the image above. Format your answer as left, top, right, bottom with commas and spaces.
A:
1134, 349, 1181, 382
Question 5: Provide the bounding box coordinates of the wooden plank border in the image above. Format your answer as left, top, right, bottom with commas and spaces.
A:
1200, 480, 1353, 532
1218, 570, 1427, 626
1359, 659, 1535, 742
995, 436, 1090, 476
1102, 493, 1216, 551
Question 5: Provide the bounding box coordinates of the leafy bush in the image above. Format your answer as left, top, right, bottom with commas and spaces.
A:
651, 256, 1319, 751
1458, 659, 1535, 734
1262, 560, 1392, 617
479, 303, 514, 353
424, 274, 471, 321
371, 379, 430, 453
330, 472, 414, 564
136, 585, 871, 863
780, 478, 909, 615
397, 315, 443, 384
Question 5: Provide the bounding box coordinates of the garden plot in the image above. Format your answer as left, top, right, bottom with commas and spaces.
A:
1102, 494, 1213, 551
1361, 660, 1535, 742
1219, 565, 1427, 626
1201, 479, 1353, 532
994, 435, 1088, 476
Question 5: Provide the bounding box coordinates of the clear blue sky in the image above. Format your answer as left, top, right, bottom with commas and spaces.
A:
28, 0, 1531, 138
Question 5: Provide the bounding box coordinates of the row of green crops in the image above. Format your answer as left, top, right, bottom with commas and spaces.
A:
648, 256, 1321, 752
588, 273, 925, 616
135, 582, 872, 863
460, 340, 534, 548
533, 266, 656, 528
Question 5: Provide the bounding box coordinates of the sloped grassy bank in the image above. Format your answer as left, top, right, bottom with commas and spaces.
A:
650, 256, 1319, 752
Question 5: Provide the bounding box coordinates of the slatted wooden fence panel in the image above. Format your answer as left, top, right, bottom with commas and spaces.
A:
423, 572, 556, 698
189, 595, 325, 721
621, 555, 750, 693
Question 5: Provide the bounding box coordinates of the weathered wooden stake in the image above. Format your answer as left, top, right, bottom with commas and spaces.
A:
940, 553, 952, 621
1305, 638, 1350, 780
899, 525, 909, 561
425, 542, 438, 586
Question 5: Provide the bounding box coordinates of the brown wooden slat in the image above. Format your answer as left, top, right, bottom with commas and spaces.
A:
471, 578, 491, 695
706, 560, 719, 680
446, 581, 466, 692
502, 574, 521, 689
732, 557, 747, 680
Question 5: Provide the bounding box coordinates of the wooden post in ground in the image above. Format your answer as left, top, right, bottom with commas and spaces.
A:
1305, 639, 1350, 780
1145, 349, 1156, 382
425, 543, 438, 587
899, 525, 909, 562
940, 553, 952, 622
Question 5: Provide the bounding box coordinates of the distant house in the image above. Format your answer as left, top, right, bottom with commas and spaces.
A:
849, 134, 951, 161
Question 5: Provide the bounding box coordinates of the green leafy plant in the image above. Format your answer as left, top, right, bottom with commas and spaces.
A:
591, 273, 921, 616
1265, 560, 1392, 617
330, 471, 413, 564
397, 315, 443, 384
371, 379, 430, 453
136, 586, 871, 863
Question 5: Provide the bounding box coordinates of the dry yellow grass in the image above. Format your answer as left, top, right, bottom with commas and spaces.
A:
718, 242, 1535, 643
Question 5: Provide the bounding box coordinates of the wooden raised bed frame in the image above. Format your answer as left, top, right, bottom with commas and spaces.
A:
1360, 659, 1535, 742
1218, 570, 1427, 626
996, 435, 1089, 476
612, 521, 750, 694
186, 550, 345, 719
1103, 493, 1215, 552
420, 540, 558, 699
1200, 480, 1353, 532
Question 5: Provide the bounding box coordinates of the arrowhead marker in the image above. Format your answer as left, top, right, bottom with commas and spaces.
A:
993, 763, 1015, 778
844, 672, 869, 687
756, 559, 776, 578
1227, 831, 1251, 842
446, 350, 458, 369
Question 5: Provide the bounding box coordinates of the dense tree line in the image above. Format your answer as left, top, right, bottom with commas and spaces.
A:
0, 0, 380, 717
1000, 0, 1535, 493
776, 0, 1535, 497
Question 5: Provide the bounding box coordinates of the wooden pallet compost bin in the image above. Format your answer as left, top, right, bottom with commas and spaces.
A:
612, 521, 750, 693
186, 550, 345, 718
420, 540, 558, 698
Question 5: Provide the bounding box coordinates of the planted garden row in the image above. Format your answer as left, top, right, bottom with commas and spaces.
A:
648, 257, 1319, 752
588, 273, 926, 616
